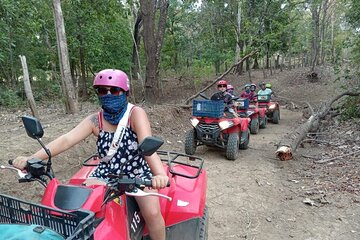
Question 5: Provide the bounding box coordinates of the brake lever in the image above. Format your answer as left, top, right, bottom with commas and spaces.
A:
0, 165, 27, 178
126, 188, 172, 201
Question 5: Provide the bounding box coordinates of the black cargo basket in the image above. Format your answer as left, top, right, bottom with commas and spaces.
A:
0, 194, 95, 240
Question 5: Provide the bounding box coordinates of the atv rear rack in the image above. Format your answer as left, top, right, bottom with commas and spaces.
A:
157, 150, 204, 179
0, 194, 95, 239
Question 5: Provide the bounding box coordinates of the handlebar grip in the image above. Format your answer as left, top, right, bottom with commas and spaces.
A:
143, 179, 152, 187
8, 159, 13, 165
143, 179, 170, 187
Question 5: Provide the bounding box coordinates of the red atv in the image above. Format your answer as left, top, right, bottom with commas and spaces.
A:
0, 116, 208, 240
235, 98, 267, 134
257, 95, 280, 124
185, 99, 250, 160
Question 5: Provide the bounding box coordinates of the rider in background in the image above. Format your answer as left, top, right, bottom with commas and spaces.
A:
257, 82, 272, 96
240, 83, 255, 100
12, 69, 168, 240
265, 83, 277, 97
226, 84, 236, 96
249, 83, 257, 101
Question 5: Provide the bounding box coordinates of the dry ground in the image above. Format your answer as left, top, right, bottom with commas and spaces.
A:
0, 66, 359, 240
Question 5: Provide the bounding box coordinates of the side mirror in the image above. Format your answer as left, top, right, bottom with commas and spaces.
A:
138, 136, 164, 156
22, 116, 44, 139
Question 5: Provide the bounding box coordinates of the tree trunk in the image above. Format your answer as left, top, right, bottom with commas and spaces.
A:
52, 0, 78, 113
76, 20, 87, 98
19, 55, 39, 118
311, 3, 321, 72
276, 91, 360, 161
140, 0, 169, 104
319, 0, 329, 65
235, 1, 242, 63
131, 11, 143, 82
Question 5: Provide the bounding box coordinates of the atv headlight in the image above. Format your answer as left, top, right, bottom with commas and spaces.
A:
219, 120, 234, 130
269, 104, 276, 109
190, 118, 200, 127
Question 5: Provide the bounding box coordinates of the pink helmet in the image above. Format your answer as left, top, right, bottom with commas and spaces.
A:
93, 69, 129, 92
227, 84, 234, 90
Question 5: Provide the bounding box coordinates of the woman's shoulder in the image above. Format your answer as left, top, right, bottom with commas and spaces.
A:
130, 105, 146, 117
85, 112, 101, 128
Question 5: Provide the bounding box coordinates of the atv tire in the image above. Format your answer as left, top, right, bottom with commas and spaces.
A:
239, 130, 250, 150
272, 110, 280, 124
199, 205, 209, 240
250, 118, 259, 134
226, 133, 239, 160
259, 116, 267, 129
185, 129, 197, 155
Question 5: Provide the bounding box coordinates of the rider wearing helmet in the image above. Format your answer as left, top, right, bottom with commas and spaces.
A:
13, 69, 168, 240
240, 83, 255, 100
250, 83, 257, 93
265, 83, 276, 97
226, 84, 235, 96
211, 80, 236, 116
258, 82, 272, 96
211, 80, 232, 103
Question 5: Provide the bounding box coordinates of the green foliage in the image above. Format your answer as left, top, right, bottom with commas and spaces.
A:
0, 87, 24, 107
0, 0, 358, 108
340, 95, 360, 120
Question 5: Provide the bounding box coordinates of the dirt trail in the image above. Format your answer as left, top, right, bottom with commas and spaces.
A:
203, 108, 359, 240
0, 66, 359, 240
204, 108, 301, 239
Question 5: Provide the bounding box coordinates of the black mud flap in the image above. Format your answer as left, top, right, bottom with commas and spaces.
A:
127, 196, 145, 240
143, 218, 201, 240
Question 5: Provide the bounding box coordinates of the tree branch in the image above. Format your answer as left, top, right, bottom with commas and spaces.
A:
276, 91, 360, 161
185, 50, 259, 104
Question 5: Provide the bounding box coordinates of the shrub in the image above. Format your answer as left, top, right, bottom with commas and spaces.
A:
340, 95, 360, 120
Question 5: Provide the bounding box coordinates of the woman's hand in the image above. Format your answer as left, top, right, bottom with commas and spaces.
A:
12, 156, 28, 170
152, 175, 169, 189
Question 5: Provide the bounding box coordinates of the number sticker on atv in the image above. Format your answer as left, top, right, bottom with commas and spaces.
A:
258, 96, 267, 100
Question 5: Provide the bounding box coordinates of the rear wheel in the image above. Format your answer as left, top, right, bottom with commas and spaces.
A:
259, 116, 267, 129
250, 118, 259, 134
272, 110, 280, 124
226, 133, 239, 160
199, 205, 209, 240
239, 130, 250, 149
185, 129, 197, 155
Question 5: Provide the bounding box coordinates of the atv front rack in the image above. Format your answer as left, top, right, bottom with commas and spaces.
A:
157, 150, 204, 179
0, 194, 95, 240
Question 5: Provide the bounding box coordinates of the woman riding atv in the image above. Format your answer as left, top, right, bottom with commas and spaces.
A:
211, 80, 238, 117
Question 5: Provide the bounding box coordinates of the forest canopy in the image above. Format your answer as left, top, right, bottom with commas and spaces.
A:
0, 0, 359, 107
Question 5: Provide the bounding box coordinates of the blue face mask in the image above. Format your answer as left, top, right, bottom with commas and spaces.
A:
245, 88, 250, 93
99, 94, 128, 125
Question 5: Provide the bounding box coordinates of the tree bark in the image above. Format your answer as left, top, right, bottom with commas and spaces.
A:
276, 91, 360, 161
52, 0, 78, 113
131, 11, 143, 82
19, 55, 39, 119
234, 1, 242, 64
310, 3, 321, 72
140, 0, 169, 104
185, 50, 258, 104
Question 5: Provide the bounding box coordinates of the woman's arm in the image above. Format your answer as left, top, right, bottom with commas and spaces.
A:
130, 107, 168, 189
13, 114, 97, 169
